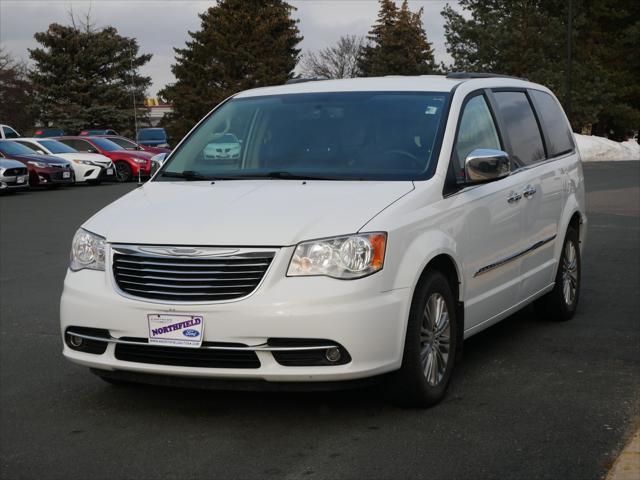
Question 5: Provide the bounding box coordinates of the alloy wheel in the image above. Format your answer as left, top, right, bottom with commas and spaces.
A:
562, 240, 578, 305
420, 293, 451, 386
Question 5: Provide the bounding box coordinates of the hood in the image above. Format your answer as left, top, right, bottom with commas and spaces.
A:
117, 150, 153, 160
84, 180, 414, 246
13, 153, 69, 165
55, 152, 112, 164
0, 158, 27, 169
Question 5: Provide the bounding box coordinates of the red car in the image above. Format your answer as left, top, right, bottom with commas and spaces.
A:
56, 136, 153, 182
98, 135, 171, 155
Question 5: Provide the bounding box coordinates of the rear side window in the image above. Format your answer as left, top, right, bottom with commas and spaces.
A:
493, 91, 545, 165
529, 90, 574, 157
60, 139, 93, 152
3, 126, 19, 139
15, 141, 38, 152
453, 95, 501, 180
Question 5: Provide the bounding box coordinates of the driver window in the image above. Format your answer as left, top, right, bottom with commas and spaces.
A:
453, 95, 501, 181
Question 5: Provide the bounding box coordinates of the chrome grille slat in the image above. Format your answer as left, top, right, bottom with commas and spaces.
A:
117, 273, 262, 282
112, 246, 275, 302
115, 266, 266, 275
118, 279, 257, 289
115, 258, 270, 268
125, 288, 250, 297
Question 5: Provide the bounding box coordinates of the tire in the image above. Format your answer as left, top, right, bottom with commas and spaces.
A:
535, 226, 581, 321
388, 270, 459, 408
115, 161, 132, 182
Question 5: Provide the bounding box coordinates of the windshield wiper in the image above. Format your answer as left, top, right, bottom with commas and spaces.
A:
159, 170, 336, 181
240, 171, 336, 180
160, 170, 208, 181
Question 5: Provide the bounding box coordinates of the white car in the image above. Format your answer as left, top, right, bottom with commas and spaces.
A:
0, 124, 20, 139
11, 138, 115, 184
61, 74, 586, 406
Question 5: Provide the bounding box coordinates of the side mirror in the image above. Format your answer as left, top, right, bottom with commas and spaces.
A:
87, 148, 97, 153
37, 149, 46, 155
0, 152, 5, 158
464, 149, 510, 184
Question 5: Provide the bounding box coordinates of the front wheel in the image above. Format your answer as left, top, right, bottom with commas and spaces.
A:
388, 270, 459, 408
535, 226, 581, 321
115, 161, 132, 182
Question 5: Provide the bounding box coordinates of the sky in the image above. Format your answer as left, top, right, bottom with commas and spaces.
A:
0, 0, 462, 97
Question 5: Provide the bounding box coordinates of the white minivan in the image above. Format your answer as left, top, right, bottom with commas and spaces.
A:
60, 74, 586, 406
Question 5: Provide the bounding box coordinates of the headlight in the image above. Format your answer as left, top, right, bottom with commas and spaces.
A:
287, 232, 386, 279
73, 159, 95, 165
70, 228, 106, 271
133, 158, 148, 164
27, 160, 47, 168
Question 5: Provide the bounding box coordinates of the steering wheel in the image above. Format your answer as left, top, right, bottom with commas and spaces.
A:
381, 149, 421, 169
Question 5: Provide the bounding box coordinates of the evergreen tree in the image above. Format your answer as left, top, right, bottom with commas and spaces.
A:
160, 0, 302, 141
442, 0, 640, 138
358, 0, 437, 77
0, 48, 36, 133
28, 16, 151, 136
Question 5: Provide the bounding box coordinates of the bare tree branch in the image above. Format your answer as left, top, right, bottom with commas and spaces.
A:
301, 35, 364, 79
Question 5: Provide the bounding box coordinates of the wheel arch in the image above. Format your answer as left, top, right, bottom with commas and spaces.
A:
413, 253, 465, 359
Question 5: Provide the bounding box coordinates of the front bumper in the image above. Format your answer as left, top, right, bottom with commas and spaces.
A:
0, 173, 29, 192
60, 248, 411, 383
31, 167, 74, 186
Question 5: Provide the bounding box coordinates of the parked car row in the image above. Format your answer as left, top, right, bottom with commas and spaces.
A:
0, 124, 171, 148
0, 135, 167, 193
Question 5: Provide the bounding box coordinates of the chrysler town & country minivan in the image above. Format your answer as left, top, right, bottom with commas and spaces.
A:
61, 74, 585, 406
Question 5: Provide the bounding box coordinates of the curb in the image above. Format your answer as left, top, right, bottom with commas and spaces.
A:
607, 429, 640, 480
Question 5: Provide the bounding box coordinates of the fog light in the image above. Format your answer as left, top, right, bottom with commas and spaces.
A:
325, 347, 341, 363
0, 182, 6, 189
68, 335, 83, 348
38, 176, 47, 183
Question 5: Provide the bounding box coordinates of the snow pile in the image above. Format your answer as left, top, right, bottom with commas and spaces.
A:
575, 133, 640, 162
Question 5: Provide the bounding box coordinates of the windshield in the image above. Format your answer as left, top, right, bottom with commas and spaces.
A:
39, 140, 77, 154
0, 141, 37, 156
89, 137, 124, 152
138, 129, 166, 141
109, 137, 138, 149
158, 92, 448, 181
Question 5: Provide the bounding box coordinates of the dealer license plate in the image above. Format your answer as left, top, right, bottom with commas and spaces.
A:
63, 171, 71, 179
148, 313, 204, 348
106, 168, 114, 175
17, 176, 25, 184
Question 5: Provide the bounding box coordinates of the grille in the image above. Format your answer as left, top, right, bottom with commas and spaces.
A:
50, 170, 72, 180
112, 248, 275, 302
115, 340, 260, 368
3, 167, 27, 176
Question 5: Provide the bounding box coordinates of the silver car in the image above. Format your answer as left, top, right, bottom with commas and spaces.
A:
0, 158, 29, 193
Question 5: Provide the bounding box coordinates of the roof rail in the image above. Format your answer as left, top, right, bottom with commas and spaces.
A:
446, 71, 528, 81
285, 77, 328, 85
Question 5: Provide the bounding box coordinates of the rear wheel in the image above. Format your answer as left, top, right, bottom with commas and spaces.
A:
535, 226, 581, 321
115, 161, 132, 182
388, 270, 459, 408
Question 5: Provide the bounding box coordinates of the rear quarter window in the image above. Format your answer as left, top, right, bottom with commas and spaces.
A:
529, 90, 574, 157
492, 91, 545, 165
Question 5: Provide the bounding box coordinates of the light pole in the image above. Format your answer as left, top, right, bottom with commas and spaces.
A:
565, 0, 573, 126
128, 41, 141, 185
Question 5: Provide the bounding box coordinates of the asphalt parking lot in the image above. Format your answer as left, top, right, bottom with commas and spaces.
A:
1, 161, 639, 480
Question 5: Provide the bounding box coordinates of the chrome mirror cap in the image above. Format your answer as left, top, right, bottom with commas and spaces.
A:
464, 149, 511, 183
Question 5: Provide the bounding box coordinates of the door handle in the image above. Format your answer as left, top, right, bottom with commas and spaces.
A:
507, 191, 522, 203
523, 185, 537, 198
